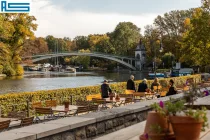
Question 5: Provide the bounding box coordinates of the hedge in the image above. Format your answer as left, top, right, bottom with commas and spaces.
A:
0, 74, 201, 116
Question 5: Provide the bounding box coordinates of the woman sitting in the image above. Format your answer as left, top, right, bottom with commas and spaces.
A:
166, 79, 177, 96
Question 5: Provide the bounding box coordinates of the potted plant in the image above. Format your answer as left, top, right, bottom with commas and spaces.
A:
166, 100, 208, 140
63, 99, 70, 109
139, 101, 174, 140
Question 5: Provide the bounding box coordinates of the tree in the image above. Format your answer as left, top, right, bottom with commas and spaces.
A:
22, 37, 49, 57
88, 34, 114, 53
109, 22, 141, 56
74, 36, 90, 50
180, 5, 210, 66
154, 10, 193, 60
71, 49, 91, 69
0, 13, 37, 76
162, 52, 175, 68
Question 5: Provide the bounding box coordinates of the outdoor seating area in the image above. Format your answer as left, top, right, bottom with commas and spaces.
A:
0, 78, 209, 135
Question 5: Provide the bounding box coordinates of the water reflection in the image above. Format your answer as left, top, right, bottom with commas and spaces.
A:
0, 71, 148, 94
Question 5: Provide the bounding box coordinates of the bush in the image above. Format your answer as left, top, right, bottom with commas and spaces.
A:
14, 64, 24, 76
3, 63, 16, 76
0, 65, 3, 74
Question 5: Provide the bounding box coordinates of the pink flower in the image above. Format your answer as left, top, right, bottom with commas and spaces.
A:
159, 101, 164, 108
145, 133, 149, 139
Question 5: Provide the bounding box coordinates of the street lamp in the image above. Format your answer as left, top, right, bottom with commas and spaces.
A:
153, 40, 163, 78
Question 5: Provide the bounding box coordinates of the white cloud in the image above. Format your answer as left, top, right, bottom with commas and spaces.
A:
30, 0, 159, 38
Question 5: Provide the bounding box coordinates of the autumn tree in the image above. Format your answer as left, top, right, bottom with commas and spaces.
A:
180, 3, 210, 66
0, 14, 37, 76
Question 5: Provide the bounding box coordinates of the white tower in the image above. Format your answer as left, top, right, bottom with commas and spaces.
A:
135, 39, 146, 70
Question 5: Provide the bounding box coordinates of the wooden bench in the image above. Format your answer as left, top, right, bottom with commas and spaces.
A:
20, 117, 34, 127
35, 107, 55, 121
75, 106, 89, 115
45, 100, 57, 107
0, 120, 10, 132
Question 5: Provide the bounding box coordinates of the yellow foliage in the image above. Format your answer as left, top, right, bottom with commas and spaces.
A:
184, 18, 191, 26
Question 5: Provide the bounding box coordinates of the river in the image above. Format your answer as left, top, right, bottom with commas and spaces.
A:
0, 71, 148, 94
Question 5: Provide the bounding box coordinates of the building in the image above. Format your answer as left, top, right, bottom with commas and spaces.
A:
135, 39, 146, 71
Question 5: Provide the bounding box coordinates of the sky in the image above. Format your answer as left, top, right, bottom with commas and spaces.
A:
30, 0, 201, 39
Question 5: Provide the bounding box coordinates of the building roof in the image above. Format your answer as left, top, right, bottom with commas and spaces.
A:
136, 39, 146, 51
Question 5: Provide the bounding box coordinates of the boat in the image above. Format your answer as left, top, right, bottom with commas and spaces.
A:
171, 68, 193, 77
64, 66, 76, 73
148, 73, 165, 79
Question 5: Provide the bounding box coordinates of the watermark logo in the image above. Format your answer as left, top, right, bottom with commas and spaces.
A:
0, 0, 30, 13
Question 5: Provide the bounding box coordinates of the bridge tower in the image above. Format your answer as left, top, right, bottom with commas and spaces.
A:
135, 39, 146, 71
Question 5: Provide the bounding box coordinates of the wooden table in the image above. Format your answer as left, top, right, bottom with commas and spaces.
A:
52, 105, 78, 116
105, 98, 126, 108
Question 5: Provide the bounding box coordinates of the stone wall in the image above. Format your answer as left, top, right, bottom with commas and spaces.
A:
0, 94, 184, 140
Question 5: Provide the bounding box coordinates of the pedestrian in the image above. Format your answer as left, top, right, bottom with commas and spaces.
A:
166, 79, 177, 96
126, 75, 136, 91
101, 80, 112, 98
138, 79, 148, 92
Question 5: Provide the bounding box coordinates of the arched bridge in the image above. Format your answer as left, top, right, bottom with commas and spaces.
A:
23, 52, 140, 70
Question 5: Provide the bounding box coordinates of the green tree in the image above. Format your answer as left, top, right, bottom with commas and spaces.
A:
109, 22, 141, 56
162, 52, 175, 68
71, 49, 91, 69
180, 5, 210, 66
154, 10, 193, 60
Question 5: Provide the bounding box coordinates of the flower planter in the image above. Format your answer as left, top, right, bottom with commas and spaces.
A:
139, 111, 174, 140
63, 101, 70, 109
169, 116, 203, 140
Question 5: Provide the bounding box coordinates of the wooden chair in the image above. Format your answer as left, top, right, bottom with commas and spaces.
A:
32, 102, 42, 109
35, 107, 55, 121
86, 94, 101, 101
76, 100, 90, 106
75, 106, 88, 115
125, 90, 135, 94
45, 100, 57, 107
88, 104, 99, 112
92, 98, 109, 109
0, 120, 11, 132
119, 94, 133, 98
8, 111, 26, 119
20, 117, 34, 127
160, 91, 167, 97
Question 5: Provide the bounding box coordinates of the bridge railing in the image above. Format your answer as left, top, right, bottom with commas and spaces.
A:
24, 51, 137, 59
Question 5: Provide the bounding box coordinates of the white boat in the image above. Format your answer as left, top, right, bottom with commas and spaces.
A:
64, 66, 76, 73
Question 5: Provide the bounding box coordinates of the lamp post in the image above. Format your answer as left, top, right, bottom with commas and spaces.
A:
153, 40, 163, 78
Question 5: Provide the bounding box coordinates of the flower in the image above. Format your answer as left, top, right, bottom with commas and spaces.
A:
159, 101, 164, 108
204, 91, 209, 96
144, 133, 149, 139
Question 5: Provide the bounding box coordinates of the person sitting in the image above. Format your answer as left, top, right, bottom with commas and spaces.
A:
166, 79, 177, 96
126, 75, 136, 91
101, 80, 112, 98
151, 78, 160, 91
138, 79, 148, 92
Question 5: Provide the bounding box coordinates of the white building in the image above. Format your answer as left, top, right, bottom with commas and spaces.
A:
135, 40, 146, 70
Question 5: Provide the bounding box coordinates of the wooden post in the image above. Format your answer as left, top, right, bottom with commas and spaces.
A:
26, 100, 30, 117
70, 95, 73, 105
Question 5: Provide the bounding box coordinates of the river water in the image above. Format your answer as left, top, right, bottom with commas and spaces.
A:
0, 71, 148, 94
